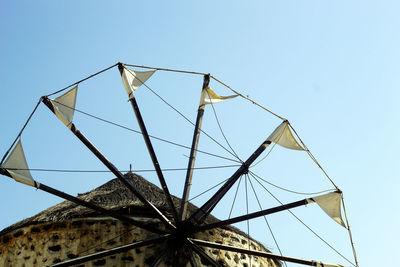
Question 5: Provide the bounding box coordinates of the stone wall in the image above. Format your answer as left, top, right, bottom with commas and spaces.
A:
0, 217, 279, 267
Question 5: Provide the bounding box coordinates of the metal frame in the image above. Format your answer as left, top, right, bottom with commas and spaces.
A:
0, 63, 351, 267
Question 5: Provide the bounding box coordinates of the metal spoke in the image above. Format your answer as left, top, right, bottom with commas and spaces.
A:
188, 246, 200, 267
42, 97, 176, 231
188, 138, 272, 224
189, 241, 224, 267
0, 168, 162, 234
190, 239, 345, 267
51, 234, 172, 267
119, 63, 178, 223
179, 74, 210, 221
193, 198, 311, 233
150, 248, 169, 267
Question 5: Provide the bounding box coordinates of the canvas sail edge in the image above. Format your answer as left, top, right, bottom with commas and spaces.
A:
49, 86, 78, 129
0, 140, 36, 187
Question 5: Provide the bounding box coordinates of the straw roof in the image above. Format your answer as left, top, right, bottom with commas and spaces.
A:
0, 172, 216, 235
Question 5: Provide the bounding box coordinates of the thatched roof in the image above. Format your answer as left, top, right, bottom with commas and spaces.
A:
1, 172, 282, 266
0, 172, 215, 235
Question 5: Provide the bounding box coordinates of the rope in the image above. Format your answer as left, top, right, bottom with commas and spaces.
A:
5, 165, 241, 174
288, 122, 340, 190
250, 173, 356, 267
210, 75, 287, 121
228, 176, 243, 219
130, 68, 242, 161
51, 100, 241, 164
247, 175, 288, 267
209, 73, 342, 194
188, 178, 229, 202
250, 142, 277, 168
0, 97, 43, 165
215, 175, 243, 265
206, 90, 242, 161
45, 63, 119, 97
341, 193, 360, 267
244, 174, 252, 267
249, 171, 335, 196
124, 63, 207, 76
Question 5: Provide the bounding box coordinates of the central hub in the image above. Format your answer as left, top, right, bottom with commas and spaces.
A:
174, 220, 195, 248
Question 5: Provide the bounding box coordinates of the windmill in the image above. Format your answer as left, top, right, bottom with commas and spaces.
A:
0, 63, 358, 267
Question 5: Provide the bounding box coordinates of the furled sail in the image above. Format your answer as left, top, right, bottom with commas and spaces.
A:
200, 86, 237, 106
1, 140, 35, 187
267, 121, 304, 150
49, 86, 78, 129
121, 67, 155, 98
308, 191, 347, 228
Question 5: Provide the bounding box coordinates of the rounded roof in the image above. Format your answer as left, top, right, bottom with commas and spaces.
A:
0, 172, 215, 235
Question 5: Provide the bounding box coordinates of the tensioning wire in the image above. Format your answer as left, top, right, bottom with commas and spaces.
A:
249, 171, 335, 196
250, 172, 356, 267
125, 66, 244, 161
50, 99, 241, 164
5, 164, 241, 174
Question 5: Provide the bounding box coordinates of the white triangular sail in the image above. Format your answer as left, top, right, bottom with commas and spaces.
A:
121, 67, 155, 98
200, 87, 237, 106
267, 121, 304, 150
1, 140, 35, 187
308, 192, 347, 228
50, 86, 78, 129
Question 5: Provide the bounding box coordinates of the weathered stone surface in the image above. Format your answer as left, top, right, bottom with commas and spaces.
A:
0, 218, 278, 267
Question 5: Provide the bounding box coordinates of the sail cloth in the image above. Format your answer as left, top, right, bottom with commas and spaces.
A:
307, 192, 347, 228
200, 87, 237, 106
49, 86, 78, 129
121, 67, 155, 98
267, 121, 304, 150
1, 140, 35, 187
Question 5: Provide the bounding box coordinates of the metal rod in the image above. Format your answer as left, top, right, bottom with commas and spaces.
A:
123, 63, 207, 76
150, 249, 169, 267
0, 168, 161, 234
179, 74, 210, 221
188, 140, 272, 224
42, 97, 176, 231
46, 63, 119, 97
191, 239, 344, 267
188, 246, 200, 267
51, 234, 172, 267
188, 241, 224, 267
118, 63, 179, 223
194, 199, 310, 233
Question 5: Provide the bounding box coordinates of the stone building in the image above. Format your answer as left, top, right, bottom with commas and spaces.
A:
0, 173, 281, 267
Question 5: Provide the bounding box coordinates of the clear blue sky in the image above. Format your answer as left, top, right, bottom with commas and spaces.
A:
1, 1, 398, 266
